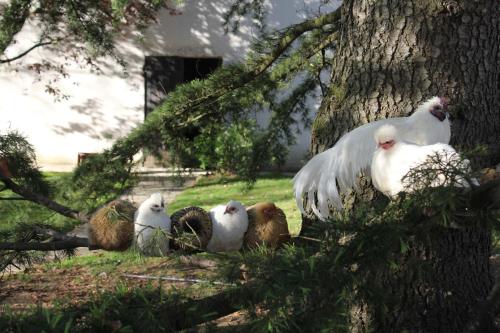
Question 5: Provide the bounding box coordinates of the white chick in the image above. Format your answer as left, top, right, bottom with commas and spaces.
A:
134, 192, 171, 256
207, 200, 249, 252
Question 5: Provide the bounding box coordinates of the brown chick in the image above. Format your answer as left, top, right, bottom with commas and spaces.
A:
88, 200, 136, 251
480, 168, 500, 184
244, 202, 290, 250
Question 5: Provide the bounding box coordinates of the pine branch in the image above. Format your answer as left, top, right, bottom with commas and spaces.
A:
0, 197, 28, 200
173, 30, 339, 129
179, 9, 341, 115
250, 9, 341, 76
74, 8, 342, 188
32, 226, 80, 241
0, 170, 90, 223
0, 237, 89, 251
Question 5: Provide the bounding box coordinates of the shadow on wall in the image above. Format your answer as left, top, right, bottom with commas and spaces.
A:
143, 0, 340, 61
52, 99, 140, 140
143, 0, 266, 60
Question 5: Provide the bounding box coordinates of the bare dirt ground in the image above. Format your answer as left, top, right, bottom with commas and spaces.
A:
2, 255, 500, 311
0, 252, 499, 331
0, 252, 221, 312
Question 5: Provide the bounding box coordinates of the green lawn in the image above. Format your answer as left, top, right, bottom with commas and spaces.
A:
168, 174, 302, 235
0, 172, 78, 233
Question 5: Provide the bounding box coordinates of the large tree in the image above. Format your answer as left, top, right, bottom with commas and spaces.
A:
307, 1, 499, 331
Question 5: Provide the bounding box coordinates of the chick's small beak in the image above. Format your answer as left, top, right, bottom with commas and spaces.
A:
224, 206, 230, 214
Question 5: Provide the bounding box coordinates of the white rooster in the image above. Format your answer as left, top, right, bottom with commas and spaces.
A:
371, 124, 474, 197
293, 96, 451, 219
134, 192, 171, 256
207, 200, 249, 252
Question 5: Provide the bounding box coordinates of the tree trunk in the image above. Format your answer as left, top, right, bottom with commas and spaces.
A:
372, 225, 493, 333
309, 0, 499, 331
312, 0, 499, 159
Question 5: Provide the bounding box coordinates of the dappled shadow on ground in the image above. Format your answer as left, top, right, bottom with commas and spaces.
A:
0, 251, 221, 312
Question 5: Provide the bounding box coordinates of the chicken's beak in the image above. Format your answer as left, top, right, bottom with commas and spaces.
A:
439, 96, 449, 110
224, 206, 230, 214
439, 97, 452, 120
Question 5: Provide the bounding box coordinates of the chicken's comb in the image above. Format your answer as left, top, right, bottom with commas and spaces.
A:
439, 96, 449, 109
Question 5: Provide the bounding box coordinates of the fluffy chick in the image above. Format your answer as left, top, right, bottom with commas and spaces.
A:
88, 200, 136, 251
207, 200, 248, 252
244, 202, 290, 249
134, 192, 171, 256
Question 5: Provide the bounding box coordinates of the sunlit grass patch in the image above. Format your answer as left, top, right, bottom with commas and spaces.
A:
169, 173, 301, 235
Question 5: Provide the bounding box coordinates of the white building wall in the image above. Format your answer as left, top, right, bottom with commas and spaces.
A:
0, 0, 341, 171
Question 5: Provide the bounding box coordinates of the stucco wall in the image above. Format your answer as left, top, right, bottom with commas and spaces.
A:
0, 0, 340, 171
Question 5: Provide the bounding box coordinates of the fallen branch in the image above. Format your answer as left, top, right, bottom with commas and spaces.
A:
122, 273, 234, 286
0, 170, 90, 223
33, 226, 87, 242
0, 237, 89, 251
0, 197, 28, 200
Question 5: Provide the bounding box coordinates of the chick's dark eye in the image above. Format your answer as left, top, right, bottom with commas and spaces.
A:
434, 105, 442, 111
153, 204, 159, 208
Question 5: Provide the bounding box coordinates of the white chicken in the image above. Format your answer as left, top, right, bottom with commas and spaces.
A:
134, 192, 171, 256
371, 124, 474, 197
207, 200, 249, 252
293, 96, 451, 220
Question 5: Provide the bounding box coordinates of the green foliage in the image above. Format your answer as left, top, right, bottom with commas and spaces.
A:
194, 119, 269, 176
0, 221, 66, 273
0, 132, 135, 273
72, 7, 340, 189
71, 154, 136, 212
0, 130, 50, 195
0, 0, 31, 54
212, 161, 497, 332
1, 0, 171, 59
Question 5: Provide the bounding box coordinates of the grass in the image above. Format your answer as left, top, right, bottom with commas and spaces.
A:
44, 250, 148, 274
0, 172, 79, 233
168, 173, 302, 235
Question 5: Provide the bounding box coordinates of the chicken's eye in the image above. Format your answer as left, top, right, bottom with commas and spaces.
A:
434, 105, 442, 111
152, 204, 159, 208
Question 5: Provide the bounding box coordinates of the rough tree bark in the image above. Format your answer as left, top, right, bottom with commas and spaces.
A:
308, 0, 499, 332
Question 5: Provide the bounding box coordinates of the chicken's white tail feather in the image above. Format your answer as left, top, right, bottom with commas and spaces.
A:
294, 123, 381, 218
293, 97, 452, 220
293, 150, 330, 213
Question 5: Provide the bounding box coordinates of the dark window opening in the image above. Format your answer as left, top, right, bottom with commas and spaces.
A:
144, 56, 222, 118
